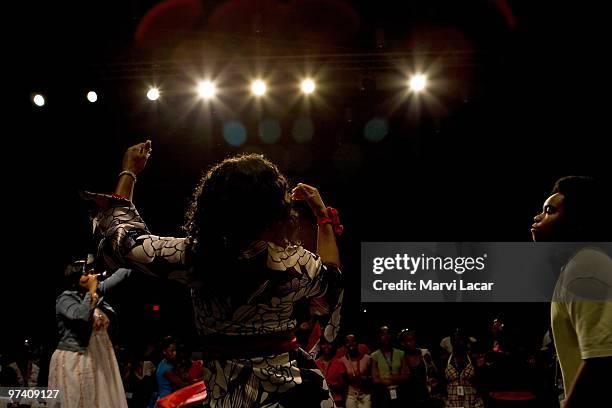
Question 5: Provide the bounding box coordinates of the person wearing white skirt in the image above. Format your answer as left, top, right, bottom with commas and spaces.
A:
48, 261, 131, 408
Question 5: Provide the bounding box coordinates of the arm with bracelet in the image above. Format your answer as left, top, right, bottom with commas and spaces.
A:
115, 140, 151, 200
291, 183, 343, 343
84, 140, 191, 282
291, 183, 341, 268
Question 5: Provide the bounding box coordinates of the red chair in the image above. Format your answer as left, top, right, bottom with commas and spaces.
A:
156, 381, 207, 408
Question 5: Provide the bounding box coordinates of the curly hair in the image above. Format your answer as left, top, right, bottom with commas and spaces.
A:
551, 176, 611, 241
184, 154, 294, 268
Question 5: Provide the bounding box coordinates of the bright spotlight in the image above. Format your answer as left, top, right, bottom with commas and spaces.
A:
197, 81, 216, 99
33, 94, 45, 107
251, 80, 267, 97
87, 91, 98, 103
409, 74, 428, 93
147, 87, 160, 101
300, 79, 316, 94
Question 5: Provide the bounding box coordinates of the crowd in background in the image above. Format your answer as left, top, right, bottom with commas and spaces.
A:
1, 317, 562, 408
311, 322, 561, 408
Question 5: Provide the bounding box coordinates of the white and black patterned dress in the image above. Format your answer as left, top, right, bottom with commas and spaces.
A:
85, 192, 343, 408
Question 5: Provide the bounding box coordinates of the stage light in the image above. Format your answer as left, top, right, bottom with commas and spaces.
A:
87, 91, 98, 103
147, 87, 160, 101
408, 74, 427, 93
197, 81, 216, 99
300, 79, 316, 94
152, 304, 160, 312
251, 80, 267, 97
33, 94, 45, 107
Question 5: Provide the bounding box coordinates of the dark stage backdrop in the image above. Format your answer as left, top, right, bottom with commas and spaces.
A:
4, 0, 610, 367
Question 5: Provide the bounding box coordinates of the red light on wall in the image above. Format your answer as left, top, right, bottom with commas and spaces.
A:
152, 304, 160, 312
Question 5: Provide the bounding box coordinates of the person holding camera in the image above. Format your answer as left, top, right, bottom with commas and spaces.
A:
48, 262, 131, 408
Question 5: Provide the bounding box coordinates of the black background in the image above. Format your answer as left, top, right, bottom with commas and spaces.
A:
4, 0, 610, 364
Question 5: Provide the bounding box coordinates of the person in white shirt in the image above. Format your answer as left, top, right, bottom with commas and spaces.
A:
339, 334, 373, 408
531, 175, 612, 407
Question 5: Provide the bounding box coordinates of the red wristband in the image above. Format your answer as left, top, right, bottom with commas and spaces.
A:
317, 217, 333, 225
317, 207, 344, 236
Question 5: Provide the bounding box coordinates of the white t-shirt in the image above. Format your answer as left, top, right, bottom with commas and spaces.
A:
551, 247, 612, 395
340, 354, 372, 395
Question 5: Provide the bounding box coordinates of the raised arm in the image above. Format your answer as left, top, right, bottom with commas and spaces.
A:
85, 141, 191, 283
265, 184, 343, 343
56, 294, 96, 321
56, 278, 99, 321
291, 183, 340, 267
97, 268, 132, 295
115, 140, 151, 201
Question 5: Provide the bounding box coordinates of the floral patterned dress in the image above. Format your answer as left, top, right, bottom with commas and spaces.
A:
85, 192, 343, 408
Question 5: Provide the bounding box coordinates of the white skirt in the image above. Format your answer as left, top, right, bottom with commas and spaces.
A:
48, 328, 128, 408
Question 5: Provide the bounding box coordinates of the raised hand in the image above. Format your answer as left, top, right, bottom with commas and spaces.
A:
122, 140, 152, 175
291, 183, 327, 218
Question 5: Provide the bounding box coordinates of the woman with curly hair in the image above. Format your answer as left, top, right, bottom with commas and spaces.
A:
84, 140, 343, 407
